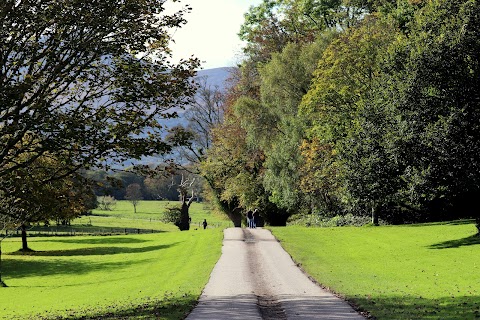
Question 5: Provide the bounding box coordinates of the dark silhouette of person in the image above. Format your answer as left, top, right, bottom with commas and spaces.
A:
247, 210, 253, 228
202, 219, 208, 229
252, 208, 258, 228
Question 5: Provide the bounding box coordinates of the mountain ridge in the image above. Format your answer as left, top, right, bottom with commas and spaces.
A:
120, 67, 232, 167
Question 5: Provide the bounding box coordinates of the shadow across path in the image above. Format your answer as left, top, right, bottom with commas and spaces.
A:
187, 295, 261, 320
187, 294, 366, 320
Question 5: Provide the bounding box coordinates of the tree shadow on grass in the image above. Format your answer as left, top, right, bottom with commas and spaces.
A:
41, 237, 152, 245
31, 294, 198, 320
352, 294, 480, 320
3, 256, 148, 281
87, 295, 197, 320
7, 242, 180, 257
401, 219, 475, 227
429, 234, 480, 249
28, 225, 168, 234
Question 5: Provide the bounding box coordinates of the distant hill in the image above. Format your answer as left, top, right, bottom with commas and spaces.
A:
115, 67, 233, 167
196, 67, 232, 90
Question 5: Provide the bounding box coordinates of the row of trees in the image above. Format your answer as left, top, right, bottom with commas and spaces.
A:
85, 167, 204, 202
200, 0, 480, 227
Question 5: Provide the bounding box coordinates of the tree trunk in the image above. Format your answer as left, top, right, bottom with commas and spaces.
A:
0, 240, 5, 287
204, 177, 243, 227
371, 206, 379, 226
476, 217, 480, 235
178, 202, 190, 231
21, 224, 29, 252
228, 207, 242, 228
218, 201, 242, 227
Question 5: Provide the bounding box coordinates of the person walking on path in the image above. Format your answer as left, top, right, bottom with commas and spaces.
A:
246, 210, 253, 228
202, 219, 208, 229
252, 208, 258, 228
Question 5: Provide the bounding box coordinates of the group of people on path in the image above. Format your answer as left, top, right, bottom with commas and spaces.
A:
246, 208, 258, 228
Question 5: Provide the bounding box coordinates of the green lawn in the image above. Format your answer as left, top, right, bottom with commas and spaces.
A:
5, 200, 479, 319
21, 201, 232, 237
0, 229, 223, 319
92, 200, 232, 229
271, 221, 480, 319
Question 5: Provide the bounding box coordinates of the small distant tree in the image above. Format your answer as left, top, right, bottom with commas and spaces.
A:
125, 183, 143, 214
97, 196, 117, 211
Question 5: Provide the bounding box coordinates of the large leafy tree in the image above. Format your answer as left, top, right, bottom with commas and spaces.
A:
0, 0, 199, 181
300, 14, 399, 221
313, 0, 480, 225
368, 0, 480, 224
239, 0, 367, 63
201, 100, 259, 226
258, 33, 336, 214
0, 151, 95, 251
203, 1, 345, 224
218, 0, 371, 224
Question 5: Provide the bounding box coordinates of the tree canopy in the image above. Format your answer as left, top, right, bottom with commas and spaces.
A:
202, 0, 480, 227
0, 0, 199, 180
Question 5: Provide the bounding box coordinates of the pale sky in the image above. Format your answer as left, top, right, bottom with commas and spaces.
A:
167, 0, 263, 70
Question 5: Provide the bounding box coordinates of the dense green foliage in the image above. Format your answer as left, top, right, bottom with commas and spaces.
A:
0, 152, 97, 250
204, 0, 480, 226
271, 221, 480, 319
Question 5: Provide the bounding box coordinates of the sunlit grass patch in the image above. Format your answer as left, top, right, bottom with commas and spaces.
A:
0, 229, 223, 319
271, 221, 480, 319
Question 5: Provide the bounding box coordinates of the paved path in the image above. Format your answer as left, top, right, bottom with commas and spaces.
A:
186, 228, 365, 320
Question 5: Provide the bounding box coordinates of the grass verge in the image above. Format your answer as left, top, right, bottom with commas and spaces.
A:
0, 229, 223, 319
270, 221, 480, 320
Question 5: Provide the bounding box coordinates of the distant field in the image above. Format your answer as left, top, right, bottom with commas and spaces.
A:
0, 230, 223, 319
92, 200, 232, 229
16, 201, 233, 237
271, 221, 480, 320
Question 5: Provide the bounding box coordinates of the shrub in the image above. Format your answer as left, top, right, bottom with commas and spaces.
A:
287, 213, 386, 227
97, 196, 117, 211
161, 206, 182, 228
